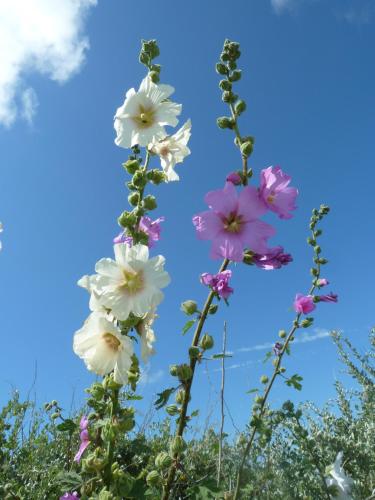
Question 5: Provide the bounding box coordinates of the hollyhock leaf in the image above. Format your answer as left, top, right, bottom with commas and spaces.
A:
155, 387, 177, 410
56, 419, 77, 433
182, 319, 196, 335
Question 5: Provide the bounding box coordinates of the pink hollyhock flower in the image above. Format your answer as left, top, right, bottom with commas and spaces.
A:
74, 416, 90, 463
139, 216, 164, 248
113, 232, 133, 245
317, 293, 338, 303
226, 172, 242, 185
252, 246, 292, 270
193, 182, 275, 262
200, 270, 233, 299
259, 166, 298, 219
273, 342, 283, 356
60, 493, 79, 500
293, 294, 316, 314
317, 278, 329, 287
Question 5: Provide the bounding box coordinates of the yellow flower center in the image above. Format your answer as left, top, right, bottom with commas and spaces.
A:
133, 104, 155, 129
102, 332, 121, 352
120, 269, 144, 295
223, 212, 243, 233
267, 192, 276, 204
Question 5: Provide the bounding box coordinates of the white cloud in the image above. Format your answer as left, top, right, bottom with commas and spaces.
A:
0, 0, 97, 127
21, 88, 39, 125
139, 368, 165, 385
237, 328, 331, 354
271, 0, 298, 13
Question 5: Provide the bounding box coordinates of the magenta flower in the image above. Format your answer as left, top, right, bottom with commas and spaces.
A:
113, 232, 133, 245
200, 270, 233, 299
252, 246, 293, 270
293, 294, 316, 314
273, 342, 283, 356
139, 216, 164, 248
259, 166, 298, 219
74, 416, 90, 463
317, 293, 338, 303
226, 172, 242, 185
193, 182, 275, 262
317, 278, 329, 287
60, 493, 79, 500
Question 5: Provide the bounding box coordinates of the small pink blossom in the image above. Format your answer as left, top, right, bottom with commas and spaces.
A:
226, 172, 242, 185
259, 166, 298, 219
139, 216, 164, 248
200, 270, 233, 299
293, 294, 316, 314
317, 278, 329, 287
193, 182, 275, 262
60, 493, 79, 500
74, 416, 90, 463
252, 246, 292, 270
113, 232, 133, 245
317, 293, 338, 303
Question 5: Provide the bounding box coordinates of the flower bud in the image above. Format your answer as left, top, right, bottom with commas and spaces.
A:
177, 364, 193, 382
128, 192, 140, 207
118, 211, 137, 229
219, 79, 232, 91
300, 317, 314, 328
314, 245, 321, 254
181, 300, 198, 315
132, 171, 147, 189
189, 346, 200, 359
222, 91, 237, 103
51, 412, 60, 420
169, 364, 178, 377
146, 470, 160, 487
235, 100, 246, 115
229, 69, 242, 82
139, 52, 149, 65
216, 116, 233, 129
280, 366, 286, 373
166, 404, 180, 416
243, 250, 254, 265
240, 141, 253, 158
216, 63, 228, 75
278, 330, 287, 338
147, 169, 165, 184
170, 436, 186, 455
175, 389, 186, 404
155, 451, 173, 469
90, 382, 105, 400
200, 334, 214, 350
255, 395, 264, 405
260, 375, 269, 384
143, 195, 157, 210
123, 159, 140, 174
208, 304, 218, 315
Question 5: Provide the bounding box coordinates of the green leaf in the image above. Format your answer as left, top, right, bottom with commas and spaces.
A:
55, 471, 82, 492
211, 353, 233, 359
126, 394, 143, 401
56, 419, 77, 433
191, 409, 199, 418
263, 351, 272, 363
285, 374, 303, 391
182, 319, 196, 335
154, 387, 176, 410
246, 388, 259, 394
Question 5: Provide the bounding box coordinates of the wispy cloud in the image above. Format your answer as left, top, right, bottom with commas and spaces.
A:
237, 329, 331, 354
339, 2, 375, 25
0, 0, 97, 127
271, 0, 298, 13
139, 368, 165, 385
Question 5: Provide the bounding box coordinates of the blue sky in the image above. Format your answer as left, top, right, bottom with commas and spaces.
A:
0, 0, 374, 433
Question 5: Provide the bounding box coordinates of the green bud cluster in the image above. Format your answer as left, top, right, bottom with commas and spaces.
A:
139, 39, 161, 82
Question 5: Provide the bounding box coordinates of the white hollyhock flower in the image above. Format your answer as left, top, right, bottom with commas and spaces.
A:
78, 274, 107, 313
326, 452, 353, 499
114, 76, 182, 148
86, 243, 170, 322
137, 309, 157, 362
73, 312, 133, 385
149, 119, 191, 182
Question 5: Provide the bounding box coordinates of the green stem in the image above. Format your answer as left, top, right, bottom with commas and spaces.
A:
229, 103, 248, 185
104, 387, 119, 487
233, 228, 323, 499
162, 259, 230, 500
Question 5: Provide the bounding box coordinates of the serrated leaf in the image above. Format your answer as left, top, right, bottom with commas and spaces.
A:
55, 471, 82, 492
56, 419, 77, 433
154, 387, 176, 410
182, 319, 196, 335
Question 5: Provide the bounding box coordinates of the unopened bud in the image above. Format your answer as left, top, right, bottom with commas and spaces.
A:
123, 159, 140, 174
208, 304, 218, 315
235, 100, 246, 115
155, 451, 173, 469
260, 375, 269, 384
240, 141, 253, 157
216, 63, 228, 75
128, 192, 140, 207
169, 364, 178, 377
200, 334, 214, 350
146, 470, 160, 487
177, 364, 193, 382
189, 346, 200, 359
217, 116, 233, 129
143, 195, 157, 210
170, 435, 186, 455
279, 330, 287, 339
181, 300, 198, 315
118, 211, 137, 229
166, 404, 180, 416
